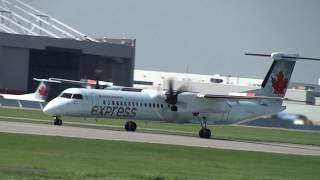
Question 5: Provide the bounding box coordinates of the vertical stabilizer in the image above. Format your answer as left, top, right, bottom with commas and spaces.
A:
244, 52, 320, 97
32, 78, 52, 101
258, 59, 296, 97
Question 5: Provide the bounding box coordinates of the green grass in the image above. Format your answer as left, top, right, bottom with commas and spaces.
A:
0, 132, 319, 180
1, 107, 320, 146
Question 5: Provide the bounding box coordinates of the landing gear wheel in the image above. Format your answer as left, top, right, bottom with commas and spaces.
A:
170, 105, 178, 112
53, 117, 62, 126
125, 121, 137, 132
199, 128, 211, 139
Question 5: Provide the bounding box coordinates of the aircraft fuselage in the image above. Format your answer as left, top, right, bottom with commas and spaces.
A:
44, 88, 284, 124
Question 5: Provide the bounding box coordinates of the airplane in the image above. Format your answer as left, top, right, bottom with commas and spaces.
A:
42, 52, 320, 138
0, 78, 58, 108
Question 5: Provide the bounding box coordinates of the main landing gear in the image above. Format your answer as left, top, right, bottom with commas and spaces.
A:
199, 128, 211, 139
53, 116, 63, 126
125, 121, 137, 132
193, 112, 212, 139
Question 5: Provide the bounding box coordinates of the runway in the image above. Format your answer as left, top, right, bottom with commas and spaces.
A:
0, 121, 320, 156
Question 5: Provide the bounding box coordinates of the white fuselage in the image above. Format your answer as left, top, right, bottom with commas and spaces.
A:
43, 88, 285, 124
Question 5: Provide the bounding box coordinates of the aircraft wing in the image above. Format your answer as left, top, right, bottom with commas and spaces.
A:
48, 78, 113, 88
49, 78, 88, 85
197, 94, 284, 100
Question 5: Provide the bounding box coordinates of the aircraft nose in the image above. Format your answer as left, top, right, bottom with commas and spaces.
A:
43, 101, 63, 116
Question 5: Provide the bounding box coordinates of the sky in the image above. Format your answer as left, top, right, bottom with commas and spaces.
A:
24, 0, 320, 84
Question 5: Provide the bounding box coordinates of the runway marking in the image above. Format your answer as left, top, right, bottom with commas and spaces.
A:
0, 121, 319, 156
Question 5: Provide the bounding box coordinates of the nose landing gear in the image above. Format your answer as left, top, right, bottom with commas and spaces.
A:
53, 116, 63, 126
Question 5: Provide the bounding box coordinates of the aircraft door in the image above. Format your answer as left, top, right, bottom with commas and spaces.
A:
91, 93, 100, 107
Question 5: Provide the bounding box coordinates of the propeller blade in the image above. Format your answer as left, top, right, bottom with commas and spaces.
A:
168, 79, 174, 96
95, 80, 100, 89
165, 79, 177, 105
94, 69, 103, 89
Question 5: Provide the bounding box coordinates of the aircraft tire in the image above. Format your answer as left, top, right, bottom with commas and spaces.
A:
199, 128, 211, 139
53, 118, 62, 126
125, 121, 137, 132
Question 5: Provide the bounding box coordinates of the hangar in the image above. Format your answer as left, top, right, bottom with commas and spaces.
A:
0, 0, 135, 97
0, 32, 136, 93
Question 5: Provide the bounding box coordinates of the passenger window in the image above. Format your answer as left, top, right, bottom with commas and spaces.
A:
140, 102, 143, 107
128, 102, 131, 106
145, 103, 147, 107
112, 101, 115, 105
60, 93, 72, 99
103, 100, 106, 105
116, 101, 119, 106
72, 94, 83, 99
157, 104, 159, 108
153, 104, 155, 108
149, 103, 152, 108
132, 102, 135, 107
120, 101, 123, 106
161, 104, 164, 108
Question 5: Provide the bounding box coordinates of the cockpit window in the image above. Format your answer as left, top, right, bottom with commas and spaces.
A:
72, 94, 83, 100
60, 93, 72, 99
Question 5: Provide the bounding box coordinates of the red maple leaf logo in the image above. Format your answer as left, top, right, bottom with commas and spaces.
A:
38, 86, 47, 97
271, 71, 288, 95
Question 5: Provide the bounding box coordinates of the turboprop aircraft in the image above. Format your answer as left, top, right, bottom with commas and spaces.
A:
42, 52, 320, 138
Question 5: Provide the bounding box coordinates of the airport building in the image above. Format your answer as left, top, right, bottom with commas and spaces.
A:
0, 0, 135, 95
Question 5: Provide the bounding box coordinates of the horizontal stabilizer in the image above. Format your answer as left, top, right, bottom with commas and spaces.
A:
245, 52, 320, 61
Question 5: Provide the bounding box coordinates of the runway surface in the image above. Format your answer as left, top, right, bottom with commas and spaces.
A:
0, 121, 320, 156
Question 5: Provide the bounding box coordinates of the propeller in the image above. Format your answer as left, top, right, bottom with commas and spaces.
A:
164, 79, 188, 111
94, 69, 103, 89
